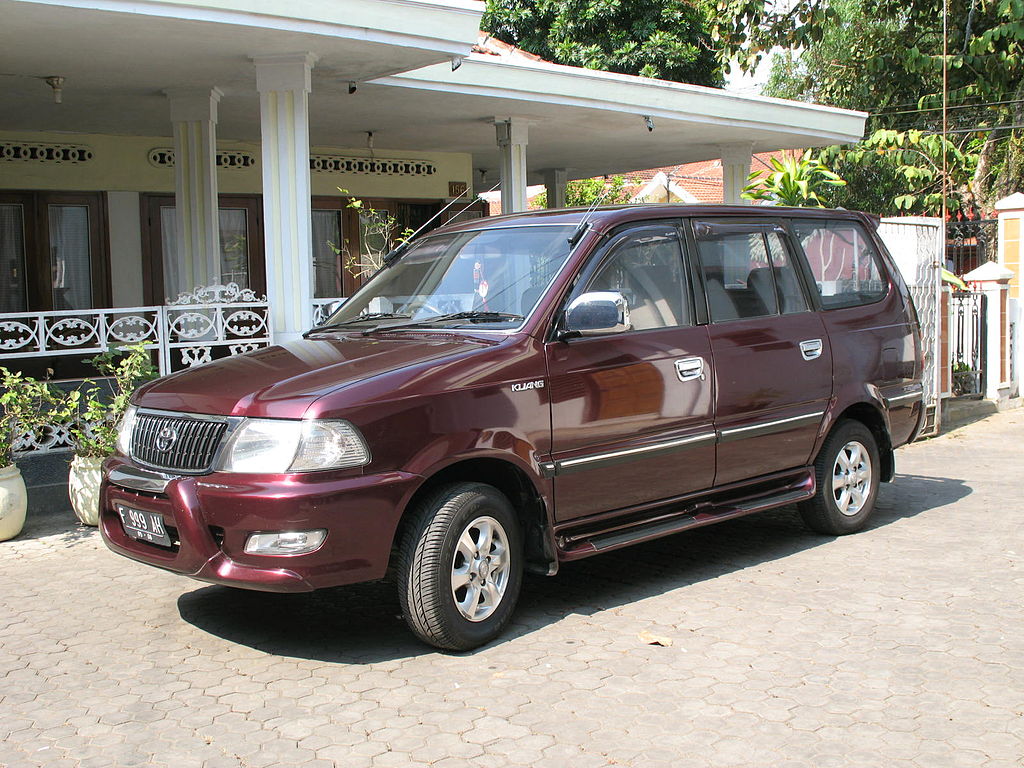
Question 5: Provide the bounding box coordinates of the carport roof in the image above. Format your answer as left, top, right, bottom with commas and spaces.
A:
0, 2, 865, 190
0, 0, 483, 136
363, 40, 867, 188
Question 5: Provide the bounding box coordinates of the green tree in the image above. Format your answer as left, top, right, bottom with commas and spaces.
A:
714, 0, 1024, 211
482, 0, 724, 86
533, 175, 636, 208
819, 130, 977, 215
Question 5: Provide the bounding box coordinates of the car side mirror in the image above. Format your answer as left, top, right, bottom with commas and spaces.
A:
561, 291, 630, 338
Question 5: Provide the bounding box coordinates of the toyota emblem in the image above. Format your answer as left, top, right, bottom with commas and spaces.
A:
155, 426, 178, 452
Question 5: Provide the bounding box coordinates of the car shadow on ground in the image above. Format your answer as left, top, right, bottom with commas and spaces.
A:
176, 472, 970, 663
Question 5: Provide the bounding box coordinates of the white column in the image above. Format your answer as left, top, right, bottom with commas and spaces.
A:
496, 119, 529, 214
165, 87, 222, 298
543, 168, 568, 209
719, 143, 753, 205
253, 52, 318, 343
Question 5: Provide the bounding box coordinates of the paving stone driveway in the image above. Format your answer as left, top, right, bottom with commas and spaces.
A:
2, 410, 1023, 768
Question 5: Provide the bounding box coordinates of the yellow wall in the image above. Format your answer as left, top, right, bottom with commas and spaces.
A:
1004, 216, 1020, 299
0, 129, 473, 307
0, 130, 473, 200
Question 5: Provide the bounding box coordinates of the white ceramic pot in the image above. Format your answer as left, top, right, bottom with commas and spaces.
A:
0, 463, 28, 541
69, 454, 105, 527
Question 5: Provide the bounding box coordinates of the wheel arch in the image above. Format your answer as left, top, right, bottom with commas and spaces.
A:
390, 456, 557, 577
831, 402, 895, 482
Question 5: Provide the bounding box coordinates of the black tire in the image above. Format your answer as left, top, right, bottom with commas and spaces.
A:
798, 420, 881, 535
395, 482, 523, 651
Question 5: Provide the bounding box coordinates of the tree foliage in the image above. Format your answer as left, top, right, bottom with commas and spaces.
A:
482, 0, 724, 86
533, 175, 636, 208
819, 130, 977, 215
717, 0, 1024, 212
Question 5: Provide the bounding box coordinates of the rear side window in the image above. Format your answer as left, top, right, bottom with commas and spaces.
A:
790, 219, 889, 309
693, 224, 809, 322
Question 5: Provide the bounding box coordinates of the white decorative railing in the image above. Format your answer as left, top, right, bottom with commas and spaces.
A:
0, 283, 272, 377
1, 284, 272, 455
311, 298, 346, 326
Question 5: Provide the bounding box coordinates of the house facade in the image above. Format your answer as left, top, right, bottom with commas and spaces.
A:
0, 0, 867, 379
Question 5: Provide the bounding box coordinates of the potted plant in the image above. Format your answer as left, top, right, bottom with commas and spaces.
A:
59, 345, 157, 525
0, 368, 58, 541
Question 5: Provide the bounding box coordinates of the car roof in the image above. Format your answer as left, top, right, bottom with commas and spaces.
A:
433, 204, 874, 237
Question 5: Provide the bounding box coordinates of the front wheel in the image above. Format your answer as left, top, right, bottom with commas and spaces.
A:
396, 482, 523, 651
798, 420, 881, 535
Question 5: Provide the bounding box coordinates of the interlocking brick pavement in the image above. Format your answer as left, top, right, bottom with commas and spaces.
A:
2, 410, 1023, 767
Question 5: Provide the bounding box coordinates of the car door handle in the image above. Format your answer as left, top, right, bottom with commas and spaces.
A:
675, 357, 705, 382
800, 339, 823, 361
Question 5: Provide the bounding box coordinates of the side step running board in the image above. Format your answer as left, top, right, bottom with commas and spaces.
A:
560, 486, 813, 559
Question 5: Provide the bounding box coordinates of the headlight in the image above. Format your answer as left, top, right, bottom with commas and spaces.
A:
115, 405, 137, 456
217, 418, 370, 473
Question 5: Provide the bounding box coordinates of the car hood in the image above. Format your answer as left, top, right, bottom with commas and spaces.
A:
133, 332, 498, 418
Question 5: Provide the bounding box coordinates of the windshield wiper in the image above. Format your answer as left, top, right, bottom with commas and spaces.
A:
303, 313, 411, 337
361, 311, 524, 336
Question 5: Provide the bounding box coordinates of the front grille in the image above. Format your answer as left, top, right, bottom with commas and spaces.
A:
131, 412, 227, 473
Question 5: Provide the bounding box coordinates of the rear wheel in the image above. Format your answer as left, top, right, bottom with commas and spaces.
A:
798, 420, 880, 535
396, 482, 523, 651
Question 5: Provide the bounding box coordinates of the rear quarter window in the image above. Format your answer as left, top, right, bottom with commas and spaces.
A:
790, 219, 889, 309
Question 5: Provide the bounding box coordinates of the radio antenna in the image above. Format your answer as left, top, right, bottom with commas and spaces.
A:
382, 182, 501, 266
568, 180, 616, 246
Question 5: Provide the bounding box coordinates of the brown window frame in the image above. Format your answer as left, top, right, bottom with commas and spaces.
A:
0, 190, 111, 311
312, 195, 361, 297
140, 193, 265, 305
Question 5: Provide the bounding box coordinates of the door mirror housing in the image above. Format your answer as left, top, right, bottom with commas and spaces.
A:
561, 291, 630, 338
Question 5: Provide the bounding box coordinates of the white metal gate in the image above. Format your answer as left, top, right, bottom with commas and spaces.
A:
878, 217, 943, 437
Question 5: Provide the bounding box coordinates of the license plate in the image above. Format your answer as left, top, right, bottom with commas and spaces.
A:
115, 503, 172, 547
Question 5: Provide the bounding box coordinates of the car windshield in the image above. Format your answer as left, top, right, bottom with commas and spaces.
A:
322, 224, 578, 331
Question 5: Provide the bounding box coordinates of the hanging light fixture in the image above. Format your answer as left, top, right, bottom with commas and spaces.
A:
45, 76, 64, 104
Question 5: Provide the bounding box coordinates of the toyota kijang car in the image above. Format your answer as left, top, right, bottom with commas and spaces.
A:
101, 205, 924, 650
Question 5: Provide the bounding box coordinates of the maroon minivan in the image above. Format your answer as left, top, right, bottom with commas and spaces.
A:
101, 205, 924, 650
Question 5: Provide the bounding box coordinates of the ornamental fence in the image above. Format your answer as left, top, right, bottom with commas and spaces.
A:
946, 219, 998, 275
0, 284, 271, 455
0, 283, 271, 377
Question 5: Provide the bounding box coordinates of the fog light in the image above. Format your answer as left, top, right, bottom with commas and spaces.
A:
244, 530, 327, 556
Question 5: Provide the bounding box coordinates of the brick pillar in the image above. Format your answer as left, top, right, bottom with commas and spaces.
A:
963, 262, 1014, 402
996, 193, 1024, 394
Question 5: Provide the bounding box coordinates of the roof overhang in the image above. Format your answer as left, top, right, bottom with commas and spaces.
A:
0, 0, 483, 135
367, 52, 866, 188
0, 3, 865, 192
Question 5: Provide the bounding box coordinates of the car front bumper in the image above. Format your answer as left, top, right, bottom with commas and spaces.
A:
99, 457, 421, 592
